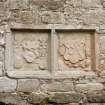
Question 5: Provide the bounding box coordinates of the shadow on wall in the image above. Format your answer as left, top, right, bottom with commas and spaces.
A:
0, 102, 14, 105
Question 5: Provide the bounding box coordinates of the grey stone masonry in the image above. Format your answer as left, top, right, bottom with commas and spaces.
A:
0, 0, 105, 104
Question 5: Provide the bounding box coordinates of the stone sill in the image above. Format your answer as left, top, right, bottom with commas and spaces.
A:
7, 70, 97, 79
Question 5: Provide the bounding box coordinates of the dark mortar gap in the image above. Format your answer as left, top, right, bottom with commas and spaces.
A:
0, 102, 14, 105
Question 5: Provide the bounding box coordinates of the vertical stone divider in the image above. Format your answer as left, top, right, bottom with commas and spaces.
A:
51, 29, 58, 76
5, 31, 13, 76
94, 32, 100, 74
48, 29, 52, 75
2, 32, 5, 76
0, 32, 4, 76
91, 31, 96, 72
90, 31, 99, 74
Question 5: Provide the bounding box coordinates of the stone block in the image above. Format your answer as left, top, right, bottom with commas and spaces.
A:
81, 9, 105, 25
17, 79, 40, 92
30, 0, 65, 11
82, 0, 101, 8
40, 11, 64, 24
99, 36, 105, 72
27, 93, 48, 104
0, 77, 17, 92
72, 0, 82, 7
0, 61, 3, 76
87, 92, 105, 103
0, 93, 31, 105
101, 0, 105, 8
10, 10, 20, 23
20, 11, 34, 24
86, 103, 104, 105
9, 0, 29, 10
68, 104, 79, 105
41, 81, 74, 92
48, 92, 84, 104
75, 83, 104, 93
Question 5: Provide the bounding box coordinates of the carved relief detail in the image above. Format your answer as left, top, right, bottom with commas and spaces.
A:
13, 31, 48, 71
58, 32, 92, 71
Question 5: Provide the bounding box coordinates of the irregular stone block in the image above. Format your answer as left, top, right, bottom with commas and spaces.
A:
0, 2, 5, 12
41, 81, 74, 92
86, 103, 104, 105
0, 61, 3, 76
27, 93, 48, 104
68, 104, 79, 105
40, 11, 64, 24
76, 83, 104, 93
87, 92, 105, 103
0, 77, 17, 92
0, 93, 31, 105
10, 10, 21, 23
9, 0, 29, 10
101, 0, 105, 8
43, 0, 65, 11
17, 79, 40, 92
72, 0, 82, 7
99, 36, 105, 72
0, 38, 5, 46
48, 92, 84, 104
20, 11, 34, 24
30, 0, 65, 11
82, 0, 101, 8
81, 9, 105, 25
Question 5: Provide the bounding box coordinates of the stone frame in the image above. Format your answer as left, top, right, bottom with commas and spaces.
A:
5, 24, 99, 79
54, 29, 99, 79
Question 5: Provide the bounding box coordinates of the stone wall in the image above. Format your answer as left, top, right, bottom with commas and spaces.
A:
0, 0, 105, 105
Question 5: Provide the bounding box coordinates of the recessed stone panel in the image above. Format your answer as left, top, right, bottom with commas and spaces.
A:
57, 30, 96, 71
12, 30, 50, 72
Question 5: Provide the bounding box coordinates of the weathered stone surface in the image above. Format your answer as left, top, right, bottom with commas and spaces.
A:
13, 30, 49, 71
0, 31, 4, 76
30, 0, 65, 11
68, 104, 79, 105
0, 93, 31, 105
20, 11, 34, 24
101, 0, 105, 8
41, 81, 74, 92
0, 0, 105, 104
0, 38, 5, 46
86, 103, 104, 105
0, 77, 17, 92
58, 31, 93, 71
40, 11, 64, 24
87, 92, 105, 103
27, 93, 48, 104
82, 0, 101, 8
9, 0, 29, 10
48, 93, 84, 103
99, 36, 105, 73
81, 9, 105, 25
17, 79, 40, 92
76, 83, 104, 93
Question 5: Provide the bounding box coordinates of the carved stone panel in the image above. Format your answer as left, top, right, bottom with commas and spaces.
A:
57, 31, 95, 71
6, 26, 97, 78
12, 30, 50, 71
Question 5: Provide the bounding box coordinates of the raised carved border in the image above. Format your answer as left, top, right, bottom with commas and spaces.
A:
5, 24, 99, 79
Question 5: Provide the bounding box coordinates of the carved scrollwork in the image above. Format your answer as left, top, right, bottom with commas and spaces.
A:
58, 33, 91, 71
13, 32, 48, 71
